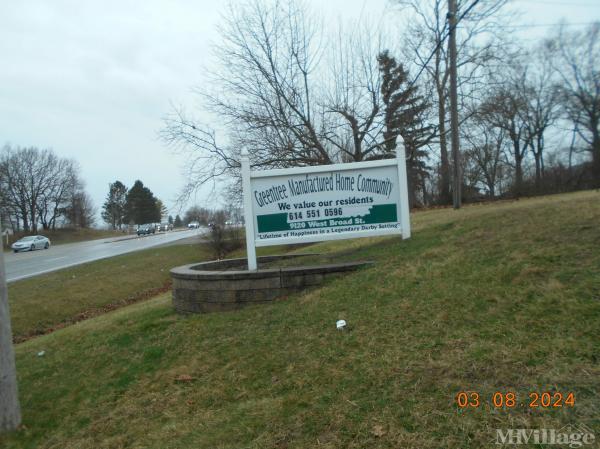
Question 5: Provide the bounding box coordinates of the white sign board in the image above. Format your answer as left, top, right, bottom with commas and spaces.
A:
241, 142, 411, 270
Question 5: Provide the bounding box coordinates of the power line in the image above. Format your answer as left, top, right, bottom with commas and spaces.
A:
510, 21, 598, 28
403, 0, 482, 207
408, 5, 597, 88
408, 0, 482, 89
408, 22, 448, 89
518, 0, 600, 7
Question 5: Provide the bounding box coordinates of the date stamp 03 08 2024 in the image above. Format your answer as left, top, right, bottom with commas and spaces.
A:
455, 391, 575, 409
454, 391, 598, 446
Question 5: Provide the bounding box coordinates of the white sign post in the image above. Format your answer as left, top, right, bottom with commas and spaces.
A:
241, 139, 411, 271
241, 149, 258, 271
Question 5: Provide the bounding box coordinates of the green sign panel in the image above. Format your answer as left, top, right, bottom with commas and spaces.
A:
257, 204, 398, 233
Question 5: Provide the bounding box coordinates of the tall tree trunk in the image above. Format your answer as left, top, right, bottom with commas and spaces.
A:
29, 205, 37, 233
421, 176, 428, 206
568, 123, 578, 170
512, 133, 524, 198
515, 154, 523, 198
534, 152, 541, 191
20, 209, 29, 233
0, 224, 21, 432
594, 150, 600, 188
485, 174, 495, 198
437, 95, 451, 204
407, 160, 418, 209
592, 123, 600, 188
536, 133, 545, 185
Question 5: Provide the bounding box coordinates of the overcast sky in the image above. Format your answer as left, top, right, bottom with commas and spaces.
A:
1, 0, 599, 224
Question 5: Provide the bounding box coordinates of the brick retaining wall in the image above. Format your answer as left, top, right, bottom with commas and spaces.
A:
170, 255, 371, 313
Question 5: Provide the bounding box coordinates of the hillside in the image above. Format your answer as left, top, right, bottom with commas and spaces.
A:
1, 191, 599, 448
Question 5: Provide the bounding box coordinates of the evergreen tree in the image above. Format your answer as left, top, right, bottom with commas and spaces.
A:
174, 215, 183, 228
155, 199, 168, 222
378, 51, 434, 206
101, 181, 127, 229
124, 180, 160, 225
168, 215, 174, 225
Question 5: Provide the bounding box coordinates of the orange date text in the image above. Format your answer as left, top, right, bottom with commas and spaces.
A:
455, 391, 575, 409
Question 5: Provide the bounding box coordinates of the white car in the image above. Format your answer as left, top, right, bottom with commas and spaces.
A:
187, 221, 200, 229
11, 235, 51, 253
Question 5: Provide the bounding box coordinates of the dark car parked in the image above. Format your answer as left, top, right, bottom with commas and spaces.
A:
137, 224, 156, 236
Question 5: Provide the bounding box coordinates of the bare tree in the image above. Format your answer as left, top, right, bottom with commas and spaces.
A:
0, 145, 86, 231
0, 173, 22, 232
462, 42, 562, 198
162, 0, 328, 201
477, 58, 532, 197
162, 0, 434, 202
66, 189, 96, 228
463, 114, 509, 197
37, 158, 79, 230
549, 22, 600, 185
0, 145, 36, 231
520, 49, 561, 190
324, 22, 386, 162
398, 0, 509, 204
0, 224, 21, 432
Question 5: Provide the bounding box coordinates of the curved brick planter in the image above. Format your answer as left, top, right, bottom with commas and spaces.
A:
170, 254, 372, 314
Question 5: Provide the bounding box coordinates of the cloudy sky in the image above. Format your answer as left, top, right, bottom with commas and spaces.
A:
1, 0, 599, 224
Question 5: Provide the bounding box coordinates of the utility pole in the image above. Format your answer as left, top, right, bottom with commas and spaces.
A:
448, 0, 462, 209
0, 223, 21, 432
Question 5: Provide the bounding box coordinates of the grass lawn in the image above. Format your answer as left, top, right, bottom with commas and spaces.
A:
1, 190, 599, 448
8, 243, 211, 342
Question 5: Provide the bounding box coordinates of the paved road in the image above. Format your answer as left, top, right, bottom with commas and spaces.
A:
4, 229, 206, 283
